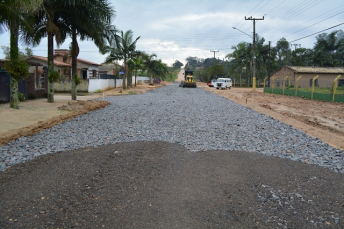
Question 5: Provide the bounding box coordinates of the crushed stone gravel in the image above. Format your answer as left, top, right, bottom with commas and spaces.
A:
1, 84, 343, 173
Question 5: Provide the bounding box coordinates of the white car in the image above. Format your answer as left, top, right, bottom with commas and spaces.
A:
215, 78, 232, 89
207, 79, 217, 87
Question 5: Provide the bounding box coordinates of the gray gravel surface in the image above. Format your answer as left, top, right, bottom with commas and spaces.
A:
1, 83, 343, 173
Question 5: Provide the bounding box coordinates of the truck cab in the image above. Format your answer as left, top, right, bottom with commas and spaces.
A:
215, 78, 232, 89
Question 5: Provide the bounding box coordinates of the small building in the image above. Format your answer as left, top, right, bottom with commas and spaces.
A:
272, 66, 344, 88
54, 49, 100, 79
26, 55, 72, 82
0, 58, 48, 101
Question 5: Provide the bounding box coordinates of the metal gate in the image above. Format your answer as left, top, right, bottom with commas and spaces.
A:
0, 71, 10, 103
0, 71, 27, 103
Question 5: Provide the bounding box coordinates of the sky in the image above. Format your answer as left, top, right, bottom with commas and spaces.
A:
0, 0, 343, 66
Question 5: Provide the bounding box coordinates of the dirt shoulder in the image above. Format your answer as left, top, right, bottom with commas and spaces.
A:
198, 82, 344, 149
0, 83, 168, 145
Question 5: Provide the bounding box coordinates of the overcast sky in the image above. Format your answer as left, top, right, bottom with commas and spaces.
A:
0, 0, 343, 66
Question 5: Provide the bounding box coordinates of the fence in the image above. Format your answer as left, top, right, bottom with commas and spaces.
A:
263, 75, 344, 103
0, 71, 27, 103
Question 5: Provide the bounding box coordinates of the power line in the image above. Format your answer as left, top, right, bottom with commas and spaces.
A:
290, 23, 344, 42
279, 10, 344, 40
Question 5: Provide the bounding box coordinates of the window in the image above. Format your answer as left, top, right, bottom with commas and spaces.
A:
35, 67, 45, 89
309, 79, 318, 87
93, 70, 97, 79
338, 79, 344, 87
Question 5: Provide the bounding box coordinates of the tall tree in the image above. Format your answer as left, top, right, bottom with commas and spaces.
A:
62, 0, 117, 100
130, 54, 144, 87
173, 60, 183, 69
313, 30, 344, 67
276, 37, 292, 67
141, 52, 157, 84
22, 0, 68, 103
0, 0, 43, 108
105, 30, 140, 89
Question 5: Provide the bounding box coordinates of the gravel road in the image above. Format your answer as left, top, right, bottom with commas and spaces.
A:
1, 83, 343, 173
1, 83, 344, 228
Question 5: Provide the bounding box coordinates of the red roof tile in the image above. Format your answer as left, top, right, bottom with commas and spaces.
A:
26, 55, 71, 67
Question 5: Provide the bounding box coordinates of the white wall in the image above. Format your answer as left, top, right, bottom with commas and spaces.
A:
88, 79, 124, 92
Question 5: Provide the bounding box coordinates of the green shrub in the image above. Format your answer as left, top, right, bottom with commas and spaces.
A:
28, 93, 37, 100
18, 92, 25, 102
74, 75, 82, 86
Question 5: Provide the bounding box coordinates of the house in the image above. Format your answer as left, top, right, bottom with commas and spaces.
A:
0, 58, 49, 101
271, 66, 344, 88
26, 55, 72, 81
54, 49, 100, 79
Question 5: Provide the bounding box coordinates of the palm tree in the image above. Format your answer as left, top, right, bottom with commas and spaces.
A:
62, 0, 117, 100
105, 30, 140, 89
0, 0, 43, 108
226, 42, 250, 87
22, 0, 68, 103
132, 55, 144, 87
141, 52, 157, 84
23, 0, 117, 101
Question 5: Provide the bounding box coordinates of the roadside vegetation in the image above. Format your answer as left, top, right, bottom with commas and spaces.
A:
0, 0, 171, 109
181, 30, 344, 87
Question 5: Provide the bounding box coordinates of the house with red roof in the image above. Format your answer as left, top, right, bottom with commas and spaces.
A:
54, 49, 100, 79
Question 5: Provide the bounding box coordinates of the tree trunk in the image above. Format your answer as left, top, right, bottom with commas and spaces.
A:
122, 61, 127, 89
149, 70, 152, 84
47, 32, 54, 103
9, 20, 19, 109
71, 28, 78, 100
135, 70, 137, 87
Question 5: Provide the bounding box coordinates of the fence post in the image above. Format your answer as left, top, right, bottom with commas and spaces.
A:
295, 75, 302, 97
271, 76, 276, 93
332, 75, 342, 102
263, 76, 268, 88
311, 75, 319, 100
283, 76, 289, 95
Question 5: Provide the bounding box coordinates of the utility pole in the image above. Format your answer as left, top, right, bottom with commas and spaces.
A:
210, 50, 219, 66
291, 43, 301, 51
268, 41, 271, 87
245, 16, 264, 90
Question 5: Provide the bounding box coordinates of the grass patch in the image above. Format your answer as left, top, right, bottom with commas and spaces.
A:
129, 91, 137, 95
295, 87, 344, 95
94, 89, 102, 93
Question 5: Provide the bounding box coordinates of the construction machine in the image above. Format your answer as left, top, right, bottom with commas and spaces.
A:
180, 70, 197, 88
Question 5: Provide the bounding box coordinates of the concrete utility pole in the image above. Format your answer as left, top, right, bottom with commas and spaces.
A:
291, 43, 301, 51
210, 50, 219, 65
268, 41, 271, 87
245, 16, 264, 90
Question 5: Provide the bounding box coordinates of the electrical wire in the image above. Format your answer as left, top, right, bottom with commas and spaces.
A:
289, 23, 344, 42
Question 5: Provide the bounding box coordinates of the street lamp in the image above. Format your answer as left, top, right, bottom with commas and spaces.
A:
232, 27, 252, 38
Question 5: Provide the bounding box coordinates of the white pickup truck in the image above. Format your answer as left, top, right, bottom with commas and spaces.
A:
215, 78, 232, 89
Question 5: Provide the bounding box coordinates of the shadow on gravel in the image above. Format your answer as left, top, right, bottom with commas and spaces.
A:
1, 141, 343, 228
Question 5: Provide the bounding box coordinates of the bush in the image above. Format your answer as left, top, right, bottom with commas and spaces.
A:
18, 92, 25, 102
74, 76, 82, 86
28, 93, 37, 100
153, 78, 161, 84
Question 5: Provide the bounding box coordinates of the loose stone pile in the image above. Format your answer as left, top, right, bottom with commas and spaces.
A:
1, 84, 343, 173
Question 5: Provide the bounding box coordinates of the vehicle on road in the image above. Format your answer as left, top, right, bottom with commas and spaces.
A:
180, 70, 197, 88
207, 79, 217, 87
215, 78, 232, 89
